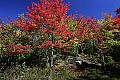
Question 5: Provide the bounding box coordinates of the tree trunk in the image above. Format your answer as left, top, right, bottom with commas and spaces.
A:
50, 47, 54, 67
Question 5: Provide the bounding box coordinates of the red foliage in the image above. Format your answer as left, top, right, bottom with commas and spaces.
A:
37, 40, 63, 49
12, 0, 70, 33
113, 16, 120, 30
6, 44, 31, 54
74, 15, 101, 43
11, 0, 103, 54
54, 41, 63, 48
26, 0, 69, 26
37, 40, 52, 49
12, 0, 73, 51
12, 18, 40, 33
55, 25, 73, 39
62, 30, 73, 39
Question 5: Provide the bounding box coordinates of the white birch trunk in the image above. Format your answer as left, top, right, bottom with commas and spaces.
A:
50, 47, 54, 67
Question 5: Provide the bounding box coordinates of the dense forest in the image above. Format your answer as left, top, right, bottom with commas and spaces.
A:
0, 0, 120, 80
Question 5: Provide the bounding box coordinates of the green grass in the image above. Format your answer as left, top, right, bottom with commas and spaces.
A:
0, 64, 120, 80
0, 65, 81, 80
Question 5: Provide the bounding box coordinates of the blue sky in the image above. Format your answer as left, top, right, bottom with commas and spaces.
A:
0, 0, 120, 23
